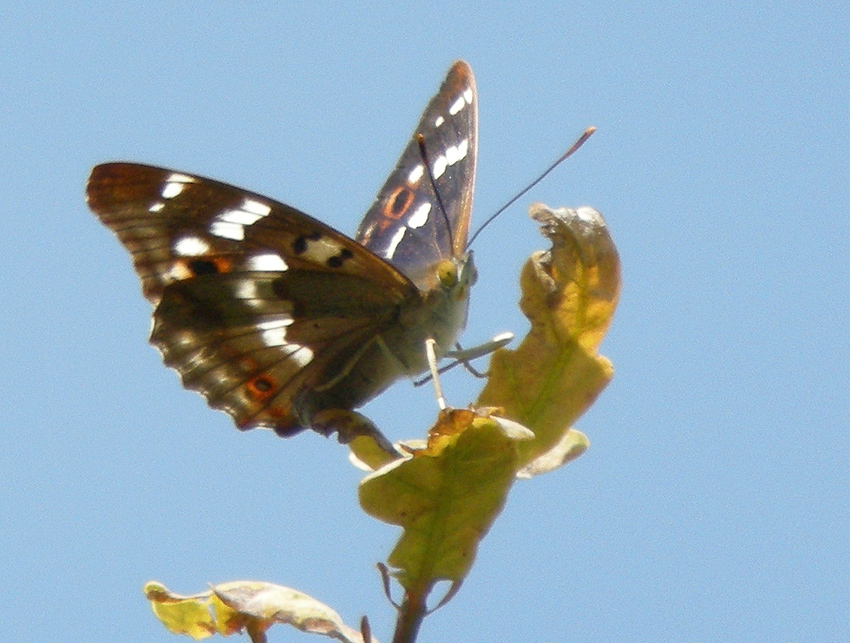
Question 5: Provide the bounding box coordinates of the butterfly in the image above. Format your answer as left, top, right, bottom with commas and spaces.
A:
86, 60, 478, 438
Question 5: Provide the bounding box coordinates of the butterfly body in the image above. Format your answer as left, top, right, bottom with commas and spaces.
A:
87, 61, 477, 437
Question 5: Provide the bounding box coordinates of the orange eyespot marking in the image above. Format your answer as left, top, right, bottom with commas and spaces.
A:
182, 256, 233, 276
385, 187, 414, 220
246, 374, 277, 401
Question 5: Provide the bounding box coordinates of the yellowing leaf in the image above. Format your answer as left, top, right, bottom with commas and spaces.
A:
359, 409, 521, 591
348, 434, 403, 471
144, 582, 218, 640
144, 581, 368, 643
516, 428, 589, 479
477, 203, 620, 468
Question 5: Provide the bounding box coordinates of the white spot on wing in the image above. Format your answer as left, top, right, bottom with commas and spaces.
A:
235, 279, 259, 299
166, 262, 193, 281
208, 199, 271, 241
449, 95, 466, 115
408, 203, 432, 229
246, 254, 288, 271
463, 87, 473, 103
161, 182, 185, 199
407, 164, 424, 185
287, 344, 314, 367
434, 115, 445, 127
303, 236, 344, 264
454, 139, 469, 163
217, 209, 265, 226
432, 155, 448, 179
446, 144, 461, 164
257, 316, 296, 348
149, 202, 165, 212
173, 236, 211, 256
431, 138, 468, 180
260, 324, 288, 347
161, 174, 195, 199
258, 317, 294, 330
166, 173, 195, 184
456, 137, 469, 159
241, 198, 271, 216
384, 227, 407, 259
210, 221, 245, 241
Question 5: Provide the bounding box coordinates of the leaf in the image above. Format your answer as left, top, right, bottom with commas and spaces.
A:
348, 434, 404, 472
476, 203, 620, 469
358, 408, 522, 591
145, 582, 219, 640
144, 581, 369, 643
356, 203, 618, 614
516, 428, 589, 479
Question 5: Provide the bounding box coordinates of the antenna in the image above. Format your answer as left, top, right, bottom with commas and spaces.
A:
417, 133, 454, 242
466, 126, 596, 249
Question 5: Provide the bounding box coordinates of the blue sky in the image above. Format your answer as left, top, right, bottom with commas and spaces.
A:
2, 2, 848, 642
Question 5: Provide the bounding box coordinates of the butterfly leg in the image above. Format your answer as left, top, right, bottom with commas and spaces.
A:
458, 357, 487, 379
310, 408, 398, 455
425, 338, 447, 410
446, 332, 514, 375
414, 332, 514, 386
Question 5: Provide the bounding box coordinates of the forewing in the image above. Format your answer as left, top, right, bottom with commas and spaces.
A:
355, 60, 477, 283
87, 163, 413, 305
86, 163, 417, 435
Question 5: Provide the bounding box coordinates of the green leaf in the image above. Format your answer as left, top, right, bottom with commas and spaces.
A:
477, 203, 621, 468
356, 202, 620, 611
359, 409, 522, 590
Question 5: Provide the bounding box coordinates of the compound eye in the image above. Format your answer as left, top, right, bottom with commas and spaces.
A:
436, 260, 458, 288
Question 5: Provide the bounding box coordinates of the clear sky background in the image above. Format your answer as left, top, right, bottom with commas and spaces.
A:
2, 3, 847, 642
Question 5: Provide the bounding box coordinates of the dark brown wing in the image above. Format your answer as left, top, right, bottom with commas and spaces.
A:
355, 60, 477, 288
87, 163, 413, 305
87, 163, 419, 435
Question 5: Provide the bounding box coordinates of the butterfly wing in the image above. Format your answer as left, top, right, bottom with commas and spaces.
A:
87, 61, 479, 438
355, 60, 477, 288
87, 163, 419, 436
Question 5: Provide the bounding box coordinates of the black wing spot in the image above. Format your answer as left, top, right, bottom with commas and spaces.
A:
292, 230, 323, 255
252, 376, 274, 392
187, 259, 219, 276
326, 248, 354, 269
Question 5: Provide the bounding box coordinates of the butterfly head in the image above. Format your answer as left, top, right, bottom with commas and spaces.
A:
401, 251, 476, 367
436, 252, 476, 297
438, 252, 477, 347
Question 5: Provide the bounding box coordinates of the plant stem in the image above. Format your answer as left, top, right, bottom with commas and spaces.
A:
391, 587, 428, 643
